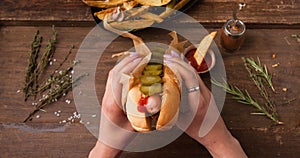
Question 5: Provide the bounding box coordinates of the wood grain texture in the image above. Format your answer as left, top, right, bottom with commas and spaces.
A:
0, 0, 299, 27
0, 26, 299, 157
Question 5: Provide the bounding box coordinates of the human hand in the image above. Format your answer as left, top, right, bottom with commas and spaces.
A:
89, 52, 142, 158
164, 50, 247, 158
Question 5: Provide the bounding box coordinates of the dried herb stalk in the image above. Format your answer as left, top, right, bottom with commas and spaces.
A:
23, 27, 86, 122
23, 67, 87, 122
33, 26, 57, 92
23, 30, 42, 101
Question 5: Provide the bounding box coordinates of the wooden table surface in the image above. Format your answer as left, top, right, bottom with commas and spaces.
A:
0, 0, 299, 157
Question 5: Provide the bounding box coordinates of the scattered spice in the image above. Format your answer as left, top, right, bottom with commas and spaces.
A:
272, 63, 280, 68
291, 34, 300, 43
282, 88, 288, 92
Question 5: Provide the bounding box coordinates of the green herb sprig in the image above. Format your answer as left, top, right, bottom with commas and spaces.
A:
212, 79, 282, 124
212, 57, 283, 124
243, 57, 278, 116
243, 57, 275, 92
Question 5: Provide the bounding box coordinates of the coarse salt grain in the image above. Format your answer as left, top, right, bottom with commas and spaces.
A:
92, 114, 96, 118
282, 88, 288, 92
36, 115, 40, 118
86, 122, 90, 125
53, 59, 57, 62
16, 90, 21, 93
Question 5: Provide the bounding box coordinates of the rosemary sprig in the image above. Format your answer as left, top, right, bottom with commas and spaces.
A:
243, 57, 278, 115
212, 79, 282, 124
243, 57, 275, 92
23, 30, 43, 101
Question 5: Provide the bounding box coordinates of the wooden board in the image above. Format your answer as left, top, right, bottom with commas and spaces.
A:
0, 0, 299, 27
0, 26, 299, 157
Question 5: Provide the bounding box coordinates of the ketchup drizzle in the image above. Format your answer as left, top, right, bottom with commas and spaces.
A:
137, 95, 149, 113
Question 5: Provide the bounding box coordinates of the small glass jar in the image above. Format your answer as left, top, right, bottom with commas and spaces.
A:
220, 19, 246, 52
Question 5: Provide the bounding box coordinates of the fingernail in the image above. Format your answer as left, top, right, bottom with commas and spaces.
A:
133, 57, 142, 62
164, 59, 173, 63
163, 54, 172, 59
171, 50, 180, 57
130, 52, 139, 57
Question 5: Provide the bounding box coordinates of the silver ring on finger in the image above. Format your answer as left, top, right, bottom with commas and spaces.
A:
187, 86, 200, 93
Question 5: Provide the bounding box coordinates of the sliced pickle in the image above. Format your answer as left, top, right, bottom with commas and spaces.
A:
140, 83, 162, 96
140, 76, 161, 85
143, 70, 162, 76
145, 64, 163, 71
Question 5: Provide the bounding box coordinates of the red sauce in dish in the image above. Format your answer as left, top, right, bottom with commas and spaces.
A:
185, 48, 212, 72
138, 95, 149, 112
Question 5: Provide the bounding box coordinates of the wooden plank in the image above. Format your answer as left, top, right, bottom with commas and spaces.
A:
0, 26, 299, 157
0, 0, 299, 27
0, 123, 299, 157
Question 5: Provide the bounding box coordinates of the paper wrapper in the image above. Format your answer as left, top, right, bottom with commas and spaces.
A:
104, 16, 184, 112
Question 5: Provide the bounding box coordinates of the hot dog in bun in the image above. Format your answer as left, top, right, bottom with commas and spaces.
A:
124, 50, 181, 132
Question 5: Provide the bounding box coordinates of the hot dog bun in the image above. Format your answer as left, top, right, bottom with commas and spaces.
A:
125, 65, 181, 132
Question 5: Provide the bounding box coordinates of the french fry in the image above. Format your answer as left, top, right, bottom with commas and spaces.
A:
123, 1, 139, 10
82, 0, 127, 8
94, 7, 117, 21
193, 31, 217, 66
111, 52, 131, 58
125, 6, 150, 20
159, 0, 190, 18
109, 19, 154, 31
133, 0, 171, 6
140, 12, 163, 23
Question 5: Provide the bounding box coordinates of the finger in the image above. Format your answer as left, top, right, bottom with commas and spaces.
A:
164, 59, 198, 88
196, 76, 211, 102
164, 54, 195, 73
111, 56, 143, 107
113, 52, 140, 72
119, 57, 142, 74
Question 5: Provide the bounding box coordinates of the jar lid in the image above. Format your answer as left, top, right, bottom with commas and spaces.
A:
224, 19, 246, 37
